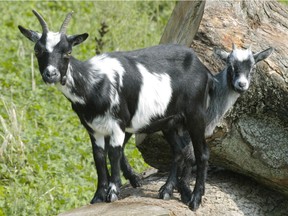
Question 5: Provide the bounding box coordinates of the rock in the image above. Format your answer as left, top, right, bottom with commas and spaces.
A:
59, 169, 288, 216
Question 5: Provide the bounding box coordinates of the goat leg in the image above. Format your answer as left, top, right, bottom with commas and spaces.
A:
107, 145, 122, 202
120, 133, 142, 188
90, 135, 109, 204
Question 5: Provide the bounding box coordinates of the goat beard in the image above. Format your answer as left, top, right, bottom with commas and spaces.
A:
61, 75, 67, 85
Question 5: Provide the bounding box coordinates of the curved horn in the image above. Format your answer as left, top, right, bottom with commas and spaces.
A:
232, 43, 237, 50
59, 11, 74, 34
32, 10, 49, 33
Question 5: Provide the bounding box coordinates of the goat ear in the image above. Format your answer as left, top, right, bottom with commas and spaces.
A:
68, 33, 89, 47
214, 48, 229, 61
18, 25, 41, 42
253, 47, 273, 63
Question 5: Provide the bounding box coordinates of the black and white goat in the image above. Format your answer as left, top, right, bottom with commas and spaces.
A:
157, 43, 273, 203
18, 10, 273, 210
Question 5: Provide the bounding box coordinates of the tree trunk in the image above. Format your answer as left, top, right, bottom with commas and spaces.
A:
137, 0, 288, 196
159, 1, 205, 46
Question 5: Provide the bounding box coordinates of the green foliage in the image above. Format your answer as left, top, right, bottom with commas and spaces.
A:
279, 0, 288, 5
0, 1, 175, 215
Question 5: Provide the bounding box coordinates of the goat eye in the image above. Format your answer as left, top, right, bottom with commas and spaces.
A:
64, 51, 72, 58
34, 49, 42, 56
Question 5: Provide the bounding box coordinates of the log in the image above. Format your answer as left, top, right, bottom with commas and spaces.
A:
59, 169, 288, 216
137, 0, 288, 196
159, 1, 205, 46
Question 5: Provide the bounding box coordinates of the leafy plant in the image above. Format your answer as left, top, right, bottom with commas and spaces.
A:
95, 22, 109, 55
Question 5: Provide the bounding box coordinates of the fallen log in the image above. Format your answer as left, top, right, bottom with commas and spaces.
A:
59, 169, 288, 216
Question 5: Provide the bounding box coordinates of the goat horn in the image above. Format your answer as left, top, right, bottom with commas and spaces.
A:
232, 43, 237, 50
59, 11, 74, 34
32, 10, 49, 33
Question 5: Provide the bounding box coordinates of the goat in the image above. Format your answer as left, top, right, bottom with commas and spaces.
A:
18, 10, 273, 210
157, 44, 273, 205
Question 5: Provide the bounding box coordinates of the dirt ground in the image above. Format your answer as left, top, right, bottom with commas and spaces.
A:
59, 168, 288, 216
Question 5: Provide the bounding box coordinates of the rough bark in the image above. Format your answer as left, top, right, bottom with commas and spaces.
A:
159, 1, 205, 46
137, 0, 288, 196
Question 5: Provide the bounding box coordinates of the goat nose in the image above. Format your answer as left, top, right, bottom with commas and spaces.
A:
46, 70, 56, 78
43, 66, 60, 83
238, 81, 246, 88
44, 66, 57, 78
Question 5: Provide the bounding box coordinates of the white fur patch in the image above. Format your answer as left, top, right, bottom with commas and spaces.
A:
88, 55, 125, 108
47, 65, 57, 71
46, 32, 61, 53
236, 74, 249, 91
231, 49, 252, 62
130, 63, 172, 132
88, 55, 125, 87
92, 134, 105, 149
46, 65, 60, 76
109, 183, 117, 192
87, 114, 125, 148
87, 115, 116, 136
110, 124, 125, 148
108, 183, 118, 201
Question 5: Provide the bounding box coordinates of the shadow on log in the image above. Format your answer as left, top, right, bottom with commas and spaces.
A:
137, 0, 288, 196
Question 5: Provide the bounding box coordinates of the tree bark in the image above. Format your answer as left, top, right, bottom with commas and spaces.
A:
159, 1, 205, 46
137, 0, 288, 196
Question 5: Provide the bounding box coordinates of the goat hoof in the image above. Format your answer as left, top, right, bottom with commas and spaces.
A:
158, 184, 173, 200
90, 190, 106, 204
107, 192, 118, 202
181, 194, 191, 204
163, 193, 171, 200
188, 193, 202, 211
177, 181, 193, 204
130, 174, 142, 188
180, 189, 192, 204
106, 184, 119, 202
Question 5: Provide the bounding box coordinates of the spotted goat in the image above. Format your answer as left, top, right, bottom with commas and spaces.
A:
19, 10, 273, 210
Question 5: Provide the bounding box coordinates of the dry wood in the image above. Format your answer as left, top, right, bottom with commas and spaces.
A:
159, 1, 205, 46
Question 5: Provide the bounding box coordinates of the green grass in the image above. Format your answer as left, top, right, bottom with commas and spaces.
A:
0, 2, 175, 215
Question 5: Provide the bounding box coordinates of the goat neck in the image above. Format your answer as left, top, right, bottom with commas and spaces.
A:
205, 68, 240, 137
56, 57, 91, 105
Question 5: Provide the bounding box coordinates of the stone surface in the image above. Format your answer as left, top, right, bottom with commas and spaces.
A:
59, 169, 288, 216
